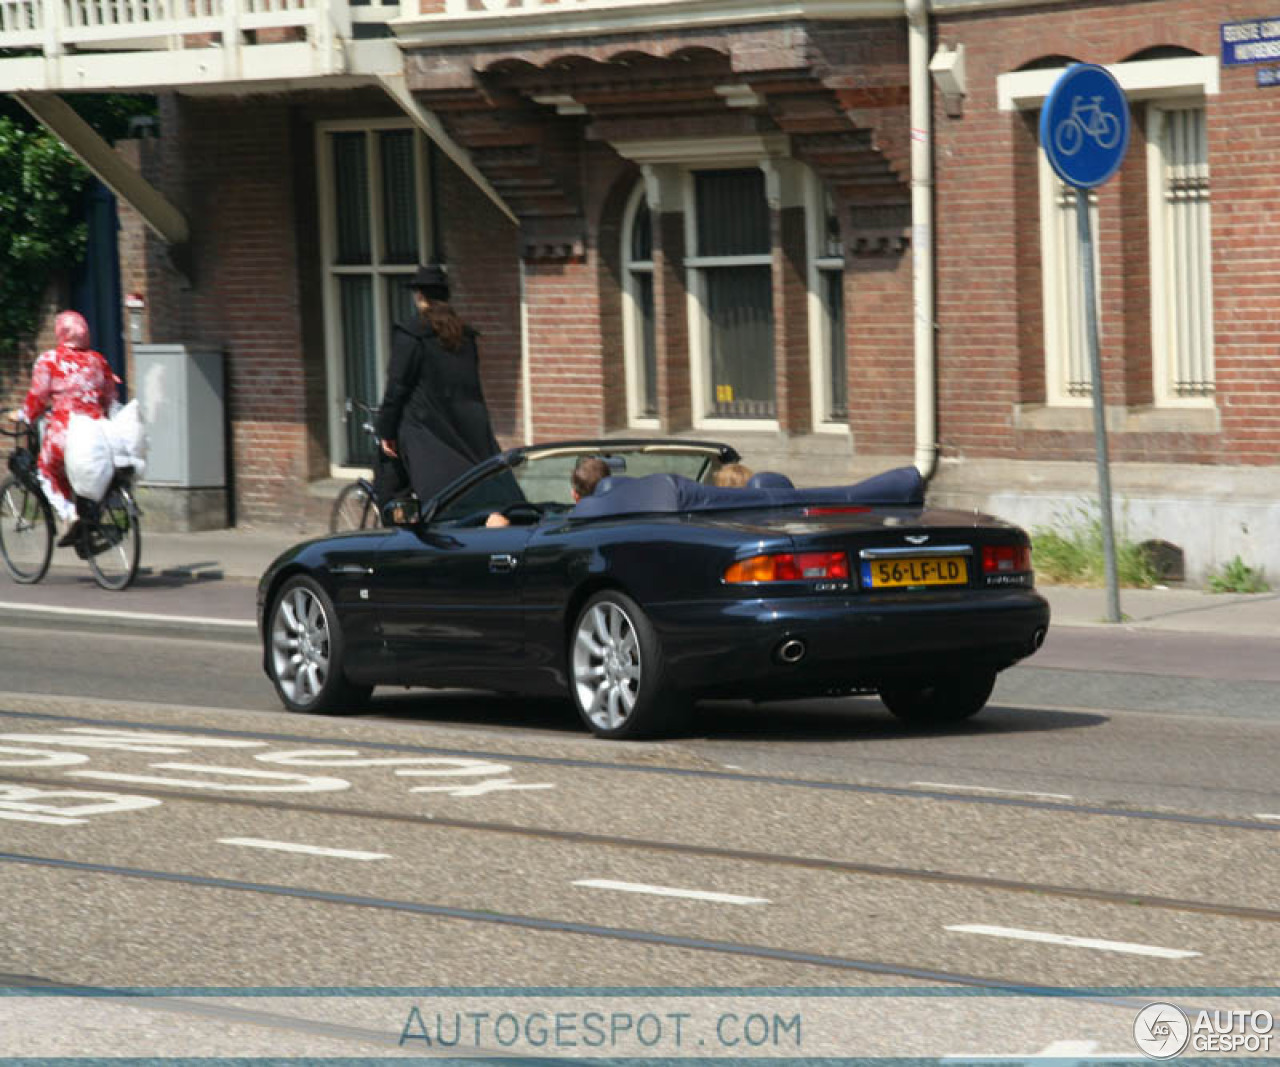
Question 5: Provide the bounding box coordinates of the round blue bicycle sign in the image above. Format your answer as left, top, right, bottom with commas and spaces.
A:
1040, 63, 1130, 188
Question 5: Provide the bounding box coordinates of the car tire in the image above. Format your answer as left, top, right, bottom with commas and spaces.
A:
267, 575, 372, 714
569, 590, 686, 740
878, 669, 996, 725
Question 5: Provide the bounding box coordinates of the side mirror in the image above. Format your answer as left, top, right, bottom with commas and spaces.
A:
382, 497, 422, 526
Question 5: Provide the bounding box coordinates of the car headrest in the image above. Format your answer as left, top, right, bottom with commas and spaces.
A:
746, 471, 794, 490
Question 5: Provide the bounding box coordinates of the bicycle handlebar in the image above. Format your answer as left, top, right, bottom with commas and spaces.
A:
342, 398, 383, 441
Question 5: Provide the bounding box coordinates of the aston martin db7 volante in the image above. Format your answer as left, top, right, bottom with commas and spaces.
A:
258, 439, 1049, 739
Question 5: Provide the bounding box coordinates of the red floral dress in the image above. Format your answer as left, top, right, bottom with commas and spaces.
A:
19, 343, 116, 521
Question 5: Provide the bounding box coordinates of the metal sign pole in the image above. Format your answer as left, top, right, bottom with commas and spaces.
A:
1043, 62, 1129, 624
1076, 187, 1121, 623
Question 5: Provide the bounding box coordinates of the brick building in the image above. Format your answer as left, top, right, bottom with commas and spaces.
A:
2, 0, 1277, 579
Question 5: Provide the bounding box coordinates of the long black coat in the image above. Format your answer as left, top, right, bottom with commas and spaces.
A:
375, 316, 501, 503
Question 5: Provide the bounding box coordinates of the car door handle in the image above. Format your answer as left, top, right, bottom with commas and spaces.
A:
332, 564, 374, 576
488, 553, 519, 574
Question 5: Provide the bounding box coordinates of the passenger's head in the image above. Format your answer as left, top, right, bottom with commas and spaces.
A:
712, 462, 753, 488
571, 456, 610, 501
55, 310, 91, 350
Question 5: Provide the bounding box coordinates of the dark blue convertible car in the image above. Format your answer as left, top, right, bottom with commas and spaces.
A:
258, 439, 1049, 739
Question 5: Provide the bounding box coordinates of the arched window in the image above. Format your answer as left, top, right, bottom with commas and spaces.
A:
808, 176, 847, 426
621, 184, 657, 424
618, 157, 849, 432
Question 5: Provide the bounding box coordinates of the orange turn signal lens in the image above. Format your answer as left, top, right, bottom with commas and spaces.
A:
724, 551, 850, 583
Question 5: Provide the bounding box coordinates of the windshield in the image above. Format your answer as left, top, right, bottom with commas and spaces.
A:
432, 443, 725, 527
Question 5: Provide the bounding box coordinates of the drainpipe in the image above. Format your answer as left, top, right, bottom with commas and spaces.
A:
905, 0, 938, 481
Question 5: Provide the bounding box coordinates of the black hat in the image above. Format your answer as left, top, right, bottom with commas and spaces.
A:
407, 262, 450, 301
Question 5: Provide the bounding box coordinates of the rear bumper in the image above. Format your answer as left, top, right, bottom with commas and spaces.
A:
647, 589, 1051, 697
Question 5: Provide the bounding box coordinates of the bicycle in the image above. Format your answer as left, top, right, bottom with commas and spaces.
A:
330, 399, 387, 533
0, 423, 142, 590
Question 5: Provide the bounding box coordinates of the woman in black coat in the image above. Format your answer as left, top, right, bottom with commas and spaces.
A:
376, 263, 501, 503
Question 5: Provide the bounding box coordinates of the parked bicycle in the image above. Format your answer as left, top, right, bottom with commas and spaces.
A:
0, 423, 142, 590
329, 399, 386, 533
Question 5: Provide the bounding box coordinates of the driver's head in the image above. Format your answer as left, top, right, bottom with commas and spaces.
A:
571, 456, 610, 502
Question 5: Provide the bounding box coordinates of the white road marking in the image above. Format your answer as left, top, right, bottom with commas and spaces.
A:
219, 838, 390, 861
0, 601, 253, 630
942, 1039, 1109, 1061
946, 924, 1199, 959
69, 763, 350, 793
0, 810, 83, 825
912, 781, 1074, 801
1257, 814, 1280, 821
573, 879, 770, 905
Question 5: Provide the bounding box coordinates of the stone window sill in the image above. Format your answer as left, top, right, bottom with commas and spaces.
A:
1013, 404, 1220, 434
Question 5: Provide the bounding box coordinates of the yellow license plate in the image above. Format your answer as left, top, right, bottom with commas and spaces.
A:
866, 556, 968, 589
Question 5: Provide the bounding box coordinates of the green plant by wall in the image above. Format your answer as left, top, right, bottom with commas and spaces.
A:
0, 115, 88, 356
1207, 555, 1270, 594
1031, 501, 1160, 588
0, 95, 155, 360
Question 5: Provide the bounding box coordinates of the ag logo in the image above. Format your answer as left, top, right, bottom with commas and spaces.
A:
1134, 1003, 1190, 1059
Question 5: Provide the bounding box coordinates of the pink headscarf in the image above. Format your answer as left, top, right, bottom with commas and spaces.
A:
55, 310, 91, 350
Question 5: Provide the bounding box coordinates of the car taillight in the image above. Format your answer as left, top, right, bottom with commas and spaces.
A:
724, 551, 850, 583
803, 505, 871, 516
982, 544, 1033, 574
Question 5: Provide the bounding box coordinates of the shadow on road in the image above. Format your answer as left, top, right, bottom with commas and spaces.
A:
364, 690, 1107, 743
689, 698, 1107, 742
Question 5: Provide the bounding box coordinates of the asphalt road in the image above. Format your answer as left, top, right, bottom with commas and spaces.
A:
1, 621, 1278, 1059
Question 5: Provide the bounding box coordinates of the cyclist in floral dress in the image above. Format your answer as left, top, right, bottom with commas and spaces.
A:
7, 310, 117, 533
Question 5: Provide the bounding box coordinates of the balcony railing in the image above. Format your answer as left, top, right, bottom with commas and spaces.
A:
0, 0, 401, 90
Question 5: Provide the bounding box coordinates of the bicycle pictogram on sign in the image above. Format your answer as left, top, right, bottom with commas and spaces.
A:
1053, 94, 1123, 156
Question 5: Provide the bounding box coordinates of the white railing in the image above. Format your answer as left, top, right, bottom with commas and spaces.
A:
0, 0, 399, 53
442, 0, 647, 12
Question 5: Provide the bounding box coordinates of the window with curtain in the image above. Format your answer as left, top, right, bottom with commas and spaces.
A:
623, 195, 657, 420
322, 125, 435, 466
693, 169, 775, 420
813, 187, 847, 422
1038, 149, 1100, 405
1149, 105, 1214, 405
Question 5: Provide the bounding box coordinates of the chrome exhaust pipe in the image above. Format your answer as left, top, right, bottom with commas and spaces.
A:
1032, 627, 1047, 651
775, 638, 807, 664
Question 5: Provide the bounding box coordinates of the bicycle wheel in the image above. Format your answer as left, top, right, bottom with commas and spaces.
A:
1054, 117, 1083, 156
0, 475, 54, 584
86, 484, 141, 591
330, 481, 381, 532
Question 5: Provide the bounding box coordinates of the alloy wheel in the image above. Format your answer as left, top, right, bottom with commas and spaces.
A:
271, 584, 333, 707
572, 600, 642, 732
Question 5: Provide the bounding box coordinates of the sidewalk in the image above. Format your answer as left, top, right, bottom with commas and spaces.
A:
1, 525, 1278, 642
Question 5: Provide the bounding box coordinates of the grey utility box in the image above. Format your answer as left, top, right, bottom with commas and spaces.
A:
134, 344, 226, 488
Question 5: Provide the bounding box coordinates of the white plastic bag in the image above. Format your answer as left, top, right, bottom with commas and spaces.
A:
103, 398, 148, 477
65, 413, 114, 502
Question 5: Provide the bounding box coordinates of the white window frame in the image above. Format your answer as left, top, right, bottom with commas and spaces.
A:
684, 167, 777, 431
620, 182, 659, 429
1147, 104, 1214, 408
999, 55, 1219, 412
1038, 152, 1100, 407
615, 138, 848, 433
806, 169, 848, 434
316, 119, 435, 475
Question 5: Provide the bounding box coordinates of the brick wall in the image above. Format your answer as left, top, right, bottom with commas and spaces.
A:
524, 255, 606, 440
436, 156, 522, 445
935, 0, 1280, 467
